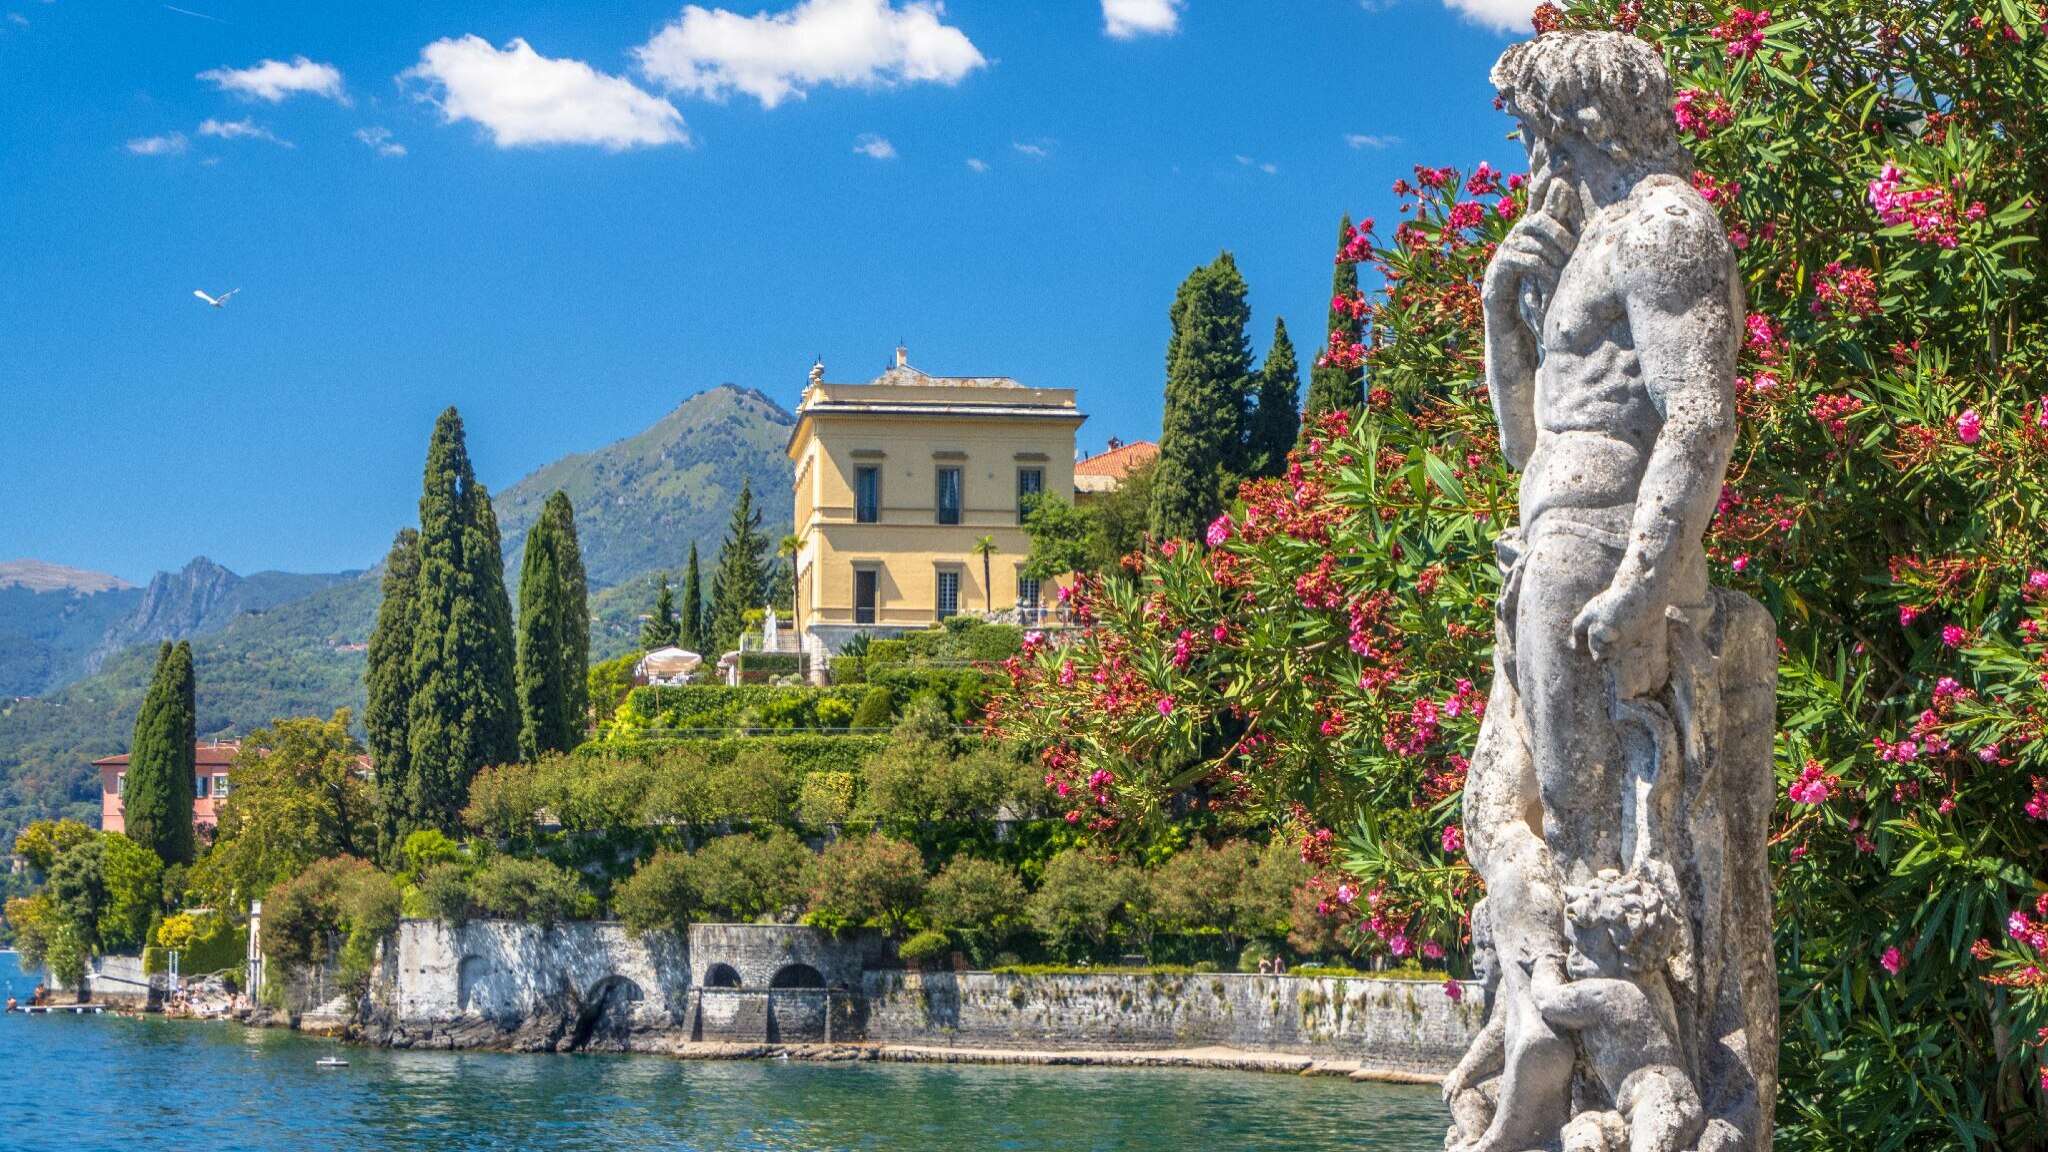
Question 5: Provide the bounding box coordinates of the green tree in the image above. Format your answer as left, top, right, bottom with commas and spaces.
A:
805, 833, 925, 937
1302, 213, 1362, 427
709, 479, 769, 653
1152, 252, 1253, 539
1245, 318, 1300, 479
1026, 848, 1151, 960
124, 641, 196, 867
12, 819, 95, 875
613, 849, 697, 938
1021, 496, 1096, 581
466, 857, 594, 928
642, 574, 680, 650
188, 713, 376, 913
971, 535, 997, 612
924, 856, 1027, 962
365, 528, 420, 857
689, 828, 810, 922
771, 533, 800, 613
96, 834, 163, 954
403, 407, 519, 839
516, 492, 584, 760
678, 543, 706, 652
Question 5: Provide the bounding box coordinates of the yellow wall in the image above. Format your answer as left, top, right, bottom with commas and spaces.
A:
790, 398, 1080, 633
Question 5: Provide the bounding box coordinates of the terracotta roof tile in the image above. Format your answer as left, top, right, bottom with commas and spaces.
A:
1075, 440, 1159, 479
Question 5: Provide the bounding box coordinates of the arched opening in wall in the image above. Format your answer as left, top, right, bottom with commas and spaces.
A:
705, 963, 743, 988
769, 963, 825, 990
456, 956, 491, 1014
569, 975, 646, 1051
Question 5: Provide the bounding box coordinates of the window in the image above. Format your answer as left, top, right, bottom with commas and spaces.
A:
935, 467, 962, 525
854, 569, 878, 625
213, 774, 230, 799
194, 774, 210, 800
855, 466, 880, 524
1016, 467, 1044, 521
936, 570, 961, 619
1017, 573, 1041, 608
115, 772, 125, 797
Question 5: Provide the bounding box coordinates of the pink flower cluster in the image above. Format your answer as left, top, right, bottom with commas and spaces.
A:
1810, 393, 1864, 441
1956, 410, 1984, 445
1714, 7, 1771, 59
1811, 261, 1878, 318
1674, 89, 1734, 141
1867, 163, 1981, 249
1788, 759, 1839, 805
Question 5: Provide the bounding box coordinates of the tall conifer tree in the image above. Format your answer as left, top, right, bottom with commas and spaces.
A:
125, 641, 196, 865
678, 544, 705, 652
1247, 317, 1301, 479
1152, 252, 1253, 540
710, 480, 768, 653
365, 528, 420, 856
516, 501, 573, 759
643, 575, 680, 649
544, 492, 590, 735
1303, 214, 1364, 430
403, 407, 518, 837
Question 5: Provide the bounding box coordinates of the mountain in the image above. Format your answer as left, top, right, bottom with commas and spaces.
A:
0, 383, 797, 841
0, 560, 134, 595
496, 384, 796, 586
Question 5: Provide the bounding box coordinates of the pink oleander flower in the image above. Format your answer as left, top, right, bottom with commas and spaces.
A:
1899, 604, 1922, 627
1714, 7, 1771, 58
1421, 940, 1445, 961
1156, 695, 1175, 716
1443, 979, 1464, 1002
1956, 409, 1983, 445
1788, 759, 1838, 805
1880, 946, 1903, 975
1440, 825, 1463, 854
1335, 884, 1357, 906
1731, 554, 1750, 573
1447, 201, 1486, 230
1205, 514, 1233, 548
1942, 624, 1968, 648
1387, 933, 1412, 958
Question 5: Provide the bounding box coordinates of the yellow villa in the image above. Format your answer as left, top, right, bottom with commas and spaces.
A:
787, 347, 1085, 659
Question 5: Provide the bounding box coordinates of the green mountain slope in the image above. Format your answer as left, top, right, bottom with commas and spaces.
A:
496, 384, 795, 587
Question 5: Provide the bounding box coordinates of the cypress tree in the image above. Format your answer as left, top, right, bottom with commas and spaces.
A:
125, 641, 196, 865
678, 544, 705, 652
516, 502, 572, 760
545, 492, 590, 736
643, 575, 680, 649
1152, 252, 1253, 540
365, 528, 420, 856
404, 407, 519, 837
1246, 317, 1301, 480
1303, 214, 1364, 430
709, 479, 768, 653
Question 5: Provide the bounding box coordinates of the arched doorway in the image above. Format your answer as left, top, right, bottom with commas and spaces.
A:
704, 963, 743, 988
769, 963, 825, 989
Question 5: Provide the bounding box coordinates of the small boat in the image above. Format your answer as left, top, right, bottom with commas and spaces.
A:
315, 1056, 350, 1068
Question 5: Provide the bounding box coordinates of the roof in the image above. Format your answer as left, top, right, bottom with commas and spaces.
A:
861, 362, 1025, 390
1076, 440, 1158, 479
95, 740, 241, 769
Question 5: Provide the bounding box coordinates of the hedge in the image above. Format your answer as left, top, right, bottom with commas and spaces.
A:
621, 684, 869, 733
588, 733, 890, 776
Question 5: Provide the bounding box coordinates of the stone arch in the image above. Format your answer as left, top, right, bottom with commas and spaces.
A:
570, 974, 645, 1050
456, 956, 491, 1014
769, 962, 825, 989
705, 963, 743, 988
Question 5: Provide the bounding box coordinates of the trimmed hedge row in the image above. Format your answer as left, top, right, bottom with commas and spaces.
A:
622, 684, 868, 732
585, 733, 891, 776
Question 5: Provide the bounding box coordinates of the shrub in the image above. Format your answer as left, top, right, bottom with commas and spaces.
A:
12, 819, 95, 875
796, 771, 856, 830
865, 639, 909, 667
1237, 940, 1275, 974
4, 893, 59, 973
399, 829, 465, 883
851, 685, 897, 729
148, 911, 245, 977
690, 828, 809, 922
815, 697, 855, 729
805, 833, 926, 937
924, 857, 1026, 962
829, 656, 865, 685
898, 928, 952, 967
466, 857, 594, 928
262, 856, 400, 991
1149, 840, 1259, 947
1026, 849, 1150, 959
409, 862, 473, 925
613, 849, 696, 939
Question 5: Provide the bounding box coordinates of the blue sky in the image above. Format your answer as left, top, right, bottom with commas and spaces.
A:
0, 0, 1535, 584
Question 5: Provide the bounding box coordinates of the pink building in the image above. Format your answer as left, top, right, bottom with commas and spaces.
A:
96, 741, 238, 835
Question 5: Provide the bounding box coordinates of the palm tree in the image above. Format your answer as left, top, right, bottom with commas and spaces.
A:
972, 536, 998, 614
776, 534, 801, 613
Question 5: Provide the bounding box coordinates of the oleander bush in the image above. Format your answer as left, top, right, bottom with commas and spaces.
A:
991, 3, 2048, 1145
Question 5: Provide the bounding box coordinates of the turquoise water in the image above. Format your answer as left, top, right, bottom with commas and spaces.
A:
0, 952, 1447, 1150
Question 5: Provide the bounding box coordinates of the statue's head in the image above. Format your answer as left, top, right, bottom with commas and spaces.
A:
1562, 869, 1679, 979
1492, 31, 1683, 173
1469, 897, 1499, 987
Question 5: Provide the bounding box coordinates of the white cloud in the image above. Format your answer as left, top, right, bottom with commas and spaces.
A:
1102, 0, 1182, 39
964, 157, 987, 172
1012, 140, 1049, 158
355, 125, 407, 157
1441, 0, 1537, 32
1345, 133, 1400, 150
852, 132, 896, 159
405, 36, 688, 151
1234, 154, 1277, 175
634, 0, 986, 109
198, 55, 348, 103
126, 132, 188, 155
8, 13, 29, 29
199, 117, 291, 146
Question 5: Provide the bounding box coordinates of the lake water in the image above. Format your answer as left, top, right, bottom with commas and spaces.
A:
0, 952, 1448, 1151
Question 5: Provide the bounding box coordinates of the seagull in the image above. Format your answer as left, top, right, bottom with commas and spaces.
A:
192, 288, 239, 308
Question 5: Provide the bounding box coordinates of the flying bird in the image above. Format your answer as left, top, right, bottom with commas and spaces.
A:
193, 288, 239, 308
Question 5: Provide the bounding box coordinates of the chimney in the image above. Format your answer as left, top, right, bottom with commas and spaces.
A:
895, 344, 908, 368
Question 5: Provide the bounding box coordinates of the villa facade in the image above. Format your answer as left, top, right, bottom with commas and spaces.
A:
96, 740, 238, 835
787, 348, 1085, 657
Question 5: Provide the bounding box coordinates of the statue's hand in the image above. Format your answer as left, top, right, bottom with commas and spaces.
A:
1483, 182, 1578, 325
1571, 583, 1658, 662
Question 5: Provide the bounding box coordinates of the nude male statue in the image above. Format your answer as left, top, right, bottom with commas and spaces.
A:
1482, 31, 1742, 888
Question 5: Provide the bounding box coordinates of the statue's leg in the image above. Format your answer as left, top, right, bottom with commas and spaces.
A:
1512, 529, 1630, 885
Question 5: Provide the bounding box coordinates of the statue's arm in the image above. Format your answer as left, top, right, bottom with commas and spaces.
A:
1483, 291, 1541, 471
1604, 198, 1739, 622
1483, 182, 1577, 471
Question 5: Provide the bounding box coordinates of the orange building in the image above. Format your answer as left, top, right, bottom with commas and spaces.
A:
96, 741, 238, 835
1073, 438, 1158, 503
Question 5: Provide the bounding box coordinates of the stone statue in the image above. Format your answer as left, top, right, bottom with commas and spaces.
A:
1448, 31, 1779, 1152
